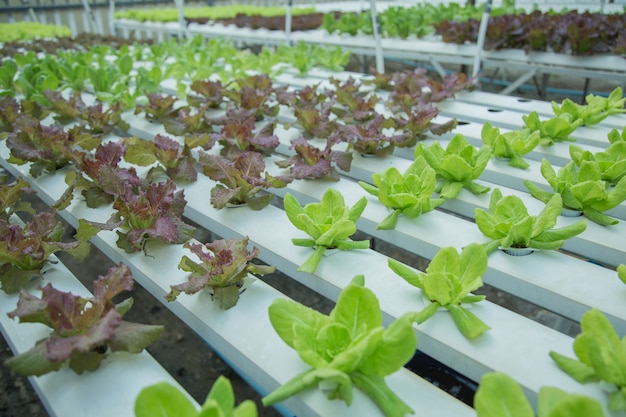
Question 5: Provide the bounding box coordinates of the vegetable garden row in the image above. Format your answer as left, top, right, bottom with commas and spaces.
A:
0, 34, 626, 417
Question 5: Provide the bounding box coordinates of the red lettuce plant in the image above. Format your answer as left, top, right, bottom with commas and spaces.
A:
135, 92, 180, 123
386, 102, 457, 147
198, 150, 291, 210
187, 79, 227, 109
329, 76, 380, 123
222, 74, 281, 120
43, 90, 130, 134
6, 115, 101, 177
275, 135, 353, 181
0, 176, 34, 221
337, 114, 409, 157
166, 236, 276, 309
58, 141, 144, 209
123, 135, 203, 183
4, 263, 164, 376
207, 108, 280, 158
163, 105, 214, 137
0, 211, 91, 293
85, 179, 196, 253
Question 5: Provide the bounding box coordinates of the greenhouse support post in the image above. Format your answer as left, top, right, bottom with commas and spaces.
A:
369, 0, 384, 73
285, 0, 292, 44
472, 0, 492, 79
108, 0, 116, 37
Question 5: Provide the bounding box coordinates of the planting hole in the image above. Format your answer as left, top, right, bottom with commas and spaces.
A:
457, 120, 470, 125
517, 98, 532, 103
487, 108, 503, 112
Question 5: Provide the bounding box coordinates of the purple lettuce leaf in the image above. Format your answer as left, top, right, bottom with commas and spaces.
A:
188, 79, 227, 109
106, 180, 195, 253
135, 92, 180, 122
167, 237, 275, 309
199, 151, 290, 209
0, 211, 91, 293
275, 136, 352, 181
5, 264, 164, 375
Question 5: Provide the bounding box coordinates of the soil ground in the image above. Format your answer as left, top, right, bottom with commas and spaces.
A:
1, 53, 624, 417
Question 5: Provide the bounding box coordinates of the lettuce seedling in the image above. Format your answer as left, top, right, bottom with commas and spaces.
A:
5, 263, 164, 376
524, 159, 626, 226
135, 376, 257, 417
58, 141, 144, 209
199, 150, 291, 210
187, 79, 227, 109
275, 136, 353, 181
618, 264, 626, 285
570, 141, 626, 186
608, 126, 626, 145
84, 179, 196, 253
329, 77, 379, 123
522, 111, 583, 146
222, 74, 280, 120
166, 237, 276, 310
0, 211, 90, 293
163, 105, 214, 137
550, 308, 626, 411
551, 87, 626, 126
7, 115, 101, 177
481, 122, 540, 169
134, 92, 180, 123
359, 157, 444, 230
284, 189, 369, 274
385, 102, 457, 148
263, 275, 418, 417
337, 114, 409, 157
291, 98, 338, 139
474, 372, 606, 417
207, 108, 280, 158
388, 243, 490, 339
414, 134, 491, 199
123, 135, 199, 183
0, 176, 34, 221
0, 95, 20, 133
43, 90, 130, 134
475, 188, 587, 254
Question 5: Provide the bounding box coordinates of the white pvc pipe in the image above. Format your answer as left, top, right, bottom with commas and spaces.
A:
369, 0, 384, 73
285, 0, 292, 44
472, 0, 492, 78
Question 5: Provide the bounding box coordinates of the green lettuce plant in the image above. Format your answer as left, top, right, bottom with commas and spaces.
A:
551, 87, 626, 126
481, 122, 540, 169
569, 140, 626, 187
359, 157, 444, 230
166, 237, 276, 310
5, 264, 163, 376
262, 275, 419, 417
524, 159, 626, 226
135, 376, 257, 417
474, 372, 606, 417
549, 308, 626, 412
475, 189, 587, 254
388, 243, 490, 339
284, 189, 369, 274
618, 264, 626, 285
414, 134, 491, 199
522, 111, 583, 146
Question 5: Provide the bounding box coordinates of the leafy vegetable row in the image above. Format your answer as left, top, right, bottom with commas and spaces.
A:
1, 36, 625, 416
